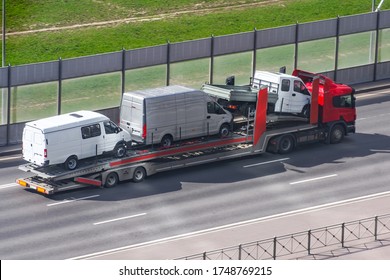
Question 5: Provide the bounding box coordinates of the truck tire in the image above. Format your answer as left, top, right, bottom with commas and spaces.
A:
104, 172, 119, 188
219, 123, 230, 138
133, 167, 146, 183
64, 156, 78, 170
114, 143, 127, 158
330, 124, 345, 144
278, 135, 295, 154
161, 135, 173, 148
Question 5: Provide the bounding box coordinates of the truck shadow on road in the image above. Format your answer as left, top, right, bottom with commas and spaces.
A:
43, 132, 390, 202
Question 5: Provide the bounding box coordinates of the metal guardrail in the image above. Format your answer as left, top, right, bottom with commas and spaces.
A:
178, 214, 390, 260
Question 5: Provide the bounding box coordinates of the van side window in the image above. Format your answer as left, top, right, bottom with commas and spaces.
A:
281, 79, 290, 92
81, 124, 101, 139
207, 102, 225, 115
104, 121, 118, 134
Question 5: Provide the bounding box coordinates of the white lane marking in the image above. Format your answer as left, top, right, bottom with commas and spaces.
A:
70, 190, 390, 260
289, 174, 338, 185
0, 155, 22, 161
47, 195, 100, 207
93, 213, 147, 226
243, 158, 289, 168
0, 183, 18, 190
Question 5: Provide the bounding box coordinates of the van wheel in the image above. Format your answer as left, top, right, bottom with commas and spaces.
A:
301, 104, 310, 118
104, 172, 119, 188
133, 167, 146, 183
64, 156, 78, 170
114, 143, 127, 158
161, 135, 173, 148
278, 135, 295, 154
219, 124, 230, 138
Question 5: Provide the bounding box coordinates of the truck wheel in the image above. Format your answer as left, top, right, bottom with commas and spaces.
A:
133, 167, 146, 183
114, 143, 127, 158
161, 135, 173, 148
278, 135, 295, 154
104, 172, 119, 188
64, 156, 78, 170
219, 124, 230, 138
330, 124, 344, 144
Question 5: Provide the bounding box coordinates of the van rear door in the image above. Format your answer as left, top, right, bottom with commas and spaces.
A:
120, 94, 144, 143
22, 126, 46, 166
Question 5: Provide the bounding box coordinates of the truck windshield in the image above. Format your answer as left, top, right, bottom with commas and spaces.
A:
333, 93, 355, 108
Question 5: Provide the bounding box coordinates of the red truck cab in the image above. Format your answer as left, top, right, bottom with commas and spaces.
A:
292, 69, 356, 134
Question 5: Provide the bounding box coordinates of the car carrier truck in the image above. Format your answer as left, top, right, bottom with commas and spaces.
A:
16, 75, 356, 195
202, 69, 351, 120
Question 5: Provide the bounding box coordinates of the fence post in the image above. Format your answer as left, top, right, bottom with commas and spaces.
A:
341, 223, 345, 248
121, 48, 126, 95
374, 216, 378, 241
308, 229, 311, 255
57, 57, 62, 115
203, 251, 206, 260
273, 237, 277, 260
238, 244, 242, 260
334, 16, 340, 82
6, 64, 11, 145
294, 22, 299, 69
373, 11, 380, 82
252, 28, 257, 78
209, 35, 214, 84
166, 41, 170, 86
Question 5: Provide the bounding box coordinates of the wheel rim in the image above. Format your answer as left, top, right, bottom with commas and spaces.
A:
281, 139, 291, 151
116, 146, 126, 157
106, 173, 118, 187
107, 175, 116, 186
67, 159, 77, 170
134, 170, 144, 181
333, 129, 342, 141
331, 127, 343, 143
162, 137, 172, 147
220, 126, 229, 137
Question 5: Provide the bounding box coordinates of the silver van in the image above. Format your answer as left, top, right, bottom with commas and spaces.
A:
120, 85, 233, 147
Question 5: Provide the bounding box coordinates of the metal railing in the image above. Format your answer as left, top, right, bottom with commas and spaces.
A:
178, 213, 390, 260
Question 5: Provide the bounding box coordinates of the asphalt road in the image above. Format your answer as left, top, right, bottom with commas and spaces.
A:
0, 88, 389, 260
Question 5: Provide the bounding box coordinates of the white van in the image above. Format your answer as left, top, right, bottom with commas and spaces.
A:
120, 85, 233, 147
22, 110, 131, 170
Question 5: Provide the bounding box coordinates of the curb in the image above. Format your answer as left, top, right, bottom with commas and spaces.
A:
353, 79, 390, 94
0, 145, 22, 157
